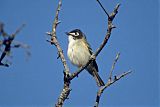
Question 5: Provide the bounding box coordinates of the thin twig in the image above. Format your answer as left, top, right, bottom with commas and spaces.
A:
93, 3, 131, 107
70, 3, 120, 80
0, 22, 9, 38
47, 0, 71, 107
0, 24, 26, 67
95, 3, 120, 57
96, 0, 110, 17
94, 70, 132, 107
49, 0, 69, 75
109, 52, 120, 80
50, 1, 130, 107
12, 24, 26, 37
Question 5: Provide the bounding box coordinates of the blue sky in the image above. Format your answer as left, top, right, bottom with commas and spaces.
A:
0, 0, 159, 107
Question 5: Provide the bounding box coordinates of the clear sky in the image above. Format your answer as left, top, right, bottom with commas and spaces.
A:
0, 0, 159, 107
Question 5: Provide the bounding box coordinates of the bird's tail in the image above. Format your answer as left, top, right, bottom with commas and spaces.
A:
87, 60, 105, 87
92, 70, 105, 87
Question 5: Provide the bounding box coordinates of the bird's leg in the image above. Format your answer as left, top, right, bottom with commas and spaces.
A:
90, 54, 96, 61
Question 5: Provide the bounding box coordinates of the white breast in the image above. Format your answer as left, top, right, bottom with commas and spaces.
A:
67, 36, 91, 67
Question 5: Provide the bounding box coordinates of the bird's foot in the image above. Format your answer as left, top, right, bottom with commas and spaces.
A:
90, 54, 96, 61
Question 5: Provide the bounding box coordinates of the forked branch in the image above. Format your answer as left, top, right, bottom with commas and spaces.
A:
48, 0, 131, 107
70, 2, 120, 81
94, 53, 132, 107
0, 23, 26, 67
46, 0, 71, 107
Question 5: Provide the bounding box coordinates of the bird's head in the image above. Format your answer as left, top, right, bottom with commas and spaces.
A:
66, 29, 85, 41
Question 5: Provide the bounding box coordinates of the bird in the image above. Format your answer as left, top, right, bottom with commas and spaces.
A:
66, 29, 105, 87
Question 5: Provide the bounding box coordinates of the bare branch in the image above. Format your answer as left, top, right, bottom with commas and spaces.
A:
96, 0, 110, 17
12, 24, 26, 37
70, 3, 120, 80
47, 0, 71, 107
49, 0, 69, 75
0, 24, 26, 67
0, 22, 9, 38
95, 3, 120, 57
12, 41, 30, 48
94, 70, 132, 107
49, 1, 130, 107
92, 3, 130, 107
109, 52, 120, 80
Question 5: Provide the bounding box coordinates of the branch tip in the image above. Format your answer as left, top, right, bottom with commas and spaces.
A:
46, 39, 51, 42
46, 39, 54, 44
115, 52, 120, 61
96, 0, 110, 17
126, 70, 132, 75
57, 21, 61, 25
49, 1, 130, 107
46, 32, 52, 36
111, 24, 116, 29
116, 3, 121, 9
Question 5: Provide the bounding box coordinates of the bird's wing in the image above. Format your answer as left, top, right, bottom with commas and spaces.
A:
82, 37, 93, 55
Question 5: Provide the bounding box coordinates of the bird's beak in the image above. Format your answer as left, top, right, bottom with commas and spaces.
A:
65, 32, 70, 36
65, 32, 75, 36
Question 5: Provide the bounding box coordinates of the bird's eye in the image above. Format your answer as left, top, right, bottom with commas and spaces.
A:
75, 32, 79, 36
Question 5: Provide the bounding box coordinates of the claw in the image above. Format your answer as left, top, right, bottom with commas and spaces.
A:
90, 54, 96, 60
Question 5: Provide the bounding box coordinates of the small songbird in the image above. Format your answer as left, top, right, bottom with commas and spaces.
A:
66, 29, 105, 87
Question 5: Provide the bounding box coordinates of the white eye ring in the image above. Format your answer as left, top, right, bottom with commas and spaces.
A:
75, 32, 79, 36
